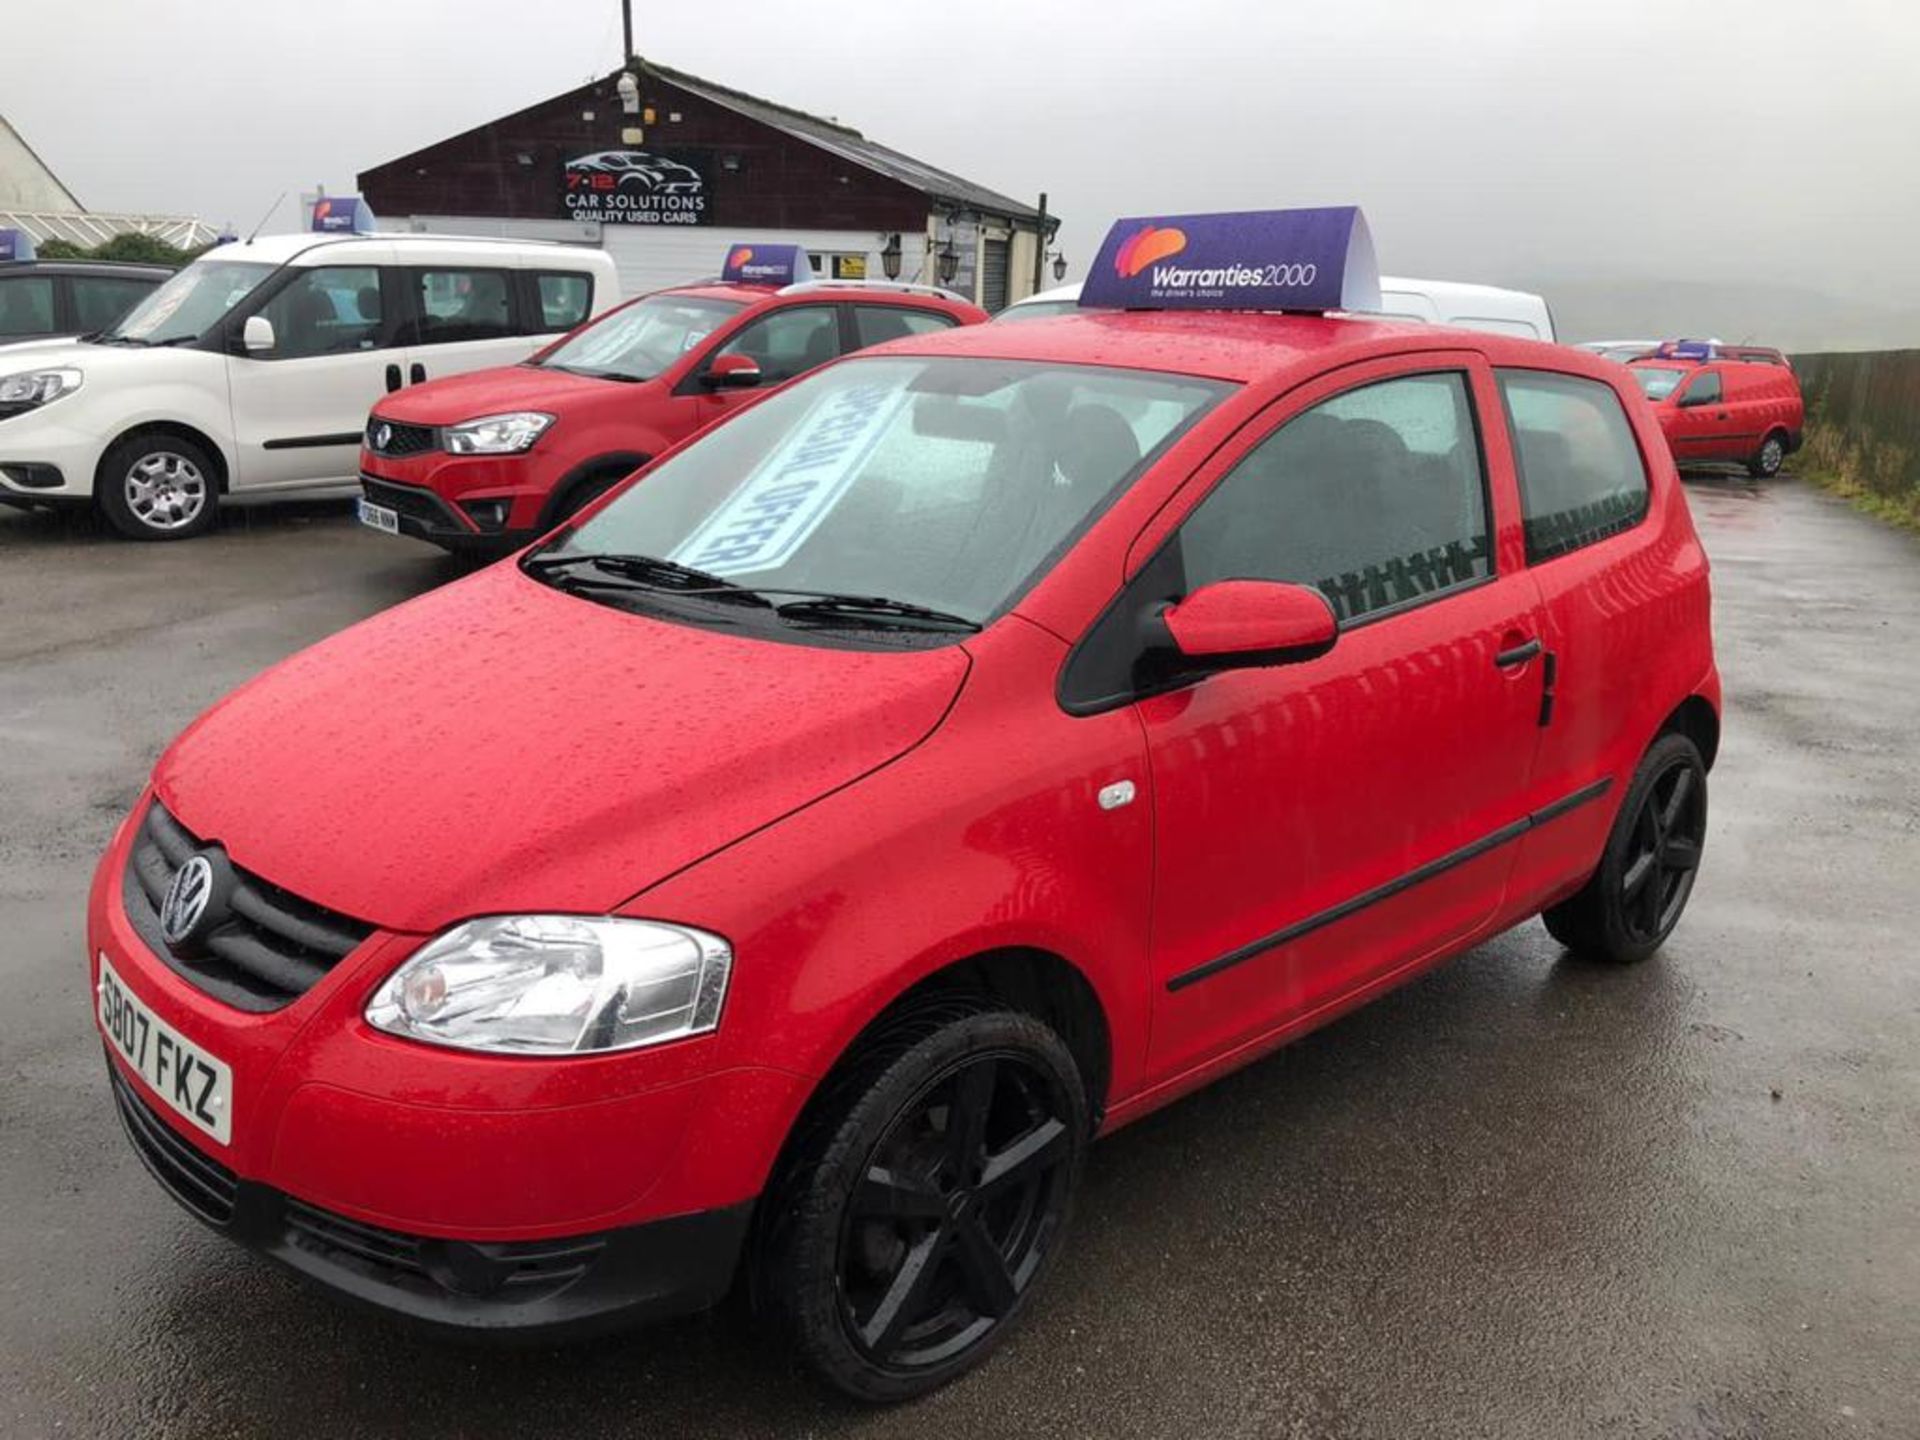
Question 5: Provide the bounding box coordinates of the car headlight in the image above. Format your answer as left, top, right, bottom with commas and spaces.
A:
442, 411, 553, 454
365, 915, 731, 1056
0, 368, 83, 412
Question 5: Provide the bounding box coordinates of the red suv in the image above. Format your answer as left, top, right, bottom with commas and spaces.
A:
357, 278, 985, 553
93, 300, 1718, 1401
1629, 340, 1803, 477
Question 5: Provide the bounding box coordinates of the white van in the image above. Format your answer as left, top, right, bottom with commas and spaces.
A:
998, 275, 1557, 341
0, 233, 618, 539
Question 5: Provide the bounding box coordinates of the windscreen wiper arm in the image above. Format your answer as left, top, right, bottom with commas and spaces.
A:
765, 593, 982, 632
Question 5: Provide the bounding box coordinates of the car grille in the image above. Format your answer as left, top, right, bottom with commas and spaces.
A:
365, 419, 439, 456
108, 1059, 238, 1226
360, 476, 466, 532
123, 801, 373, 1013
285, 1198, 608, 1300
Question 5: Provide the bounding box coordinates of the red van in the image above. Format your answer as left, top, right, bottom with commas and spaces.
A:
93, 212, 1719, 1402
357, 271, 985, 553
1629, 341, 1803, 477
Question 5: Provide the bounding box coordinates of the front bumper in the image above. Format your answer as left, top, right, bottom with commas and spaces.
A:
360, 445, 555, 548
108, 1056, 752, 1337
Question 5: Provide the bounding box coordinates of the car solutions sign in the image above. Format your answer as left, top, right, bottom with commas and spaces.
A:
563, 150, 710, 226
1079, 206, 1380, 313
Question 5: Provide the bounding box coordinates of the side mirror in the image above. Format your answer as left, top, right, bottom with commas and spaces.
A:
701, 353, 762, 389
241, 315, 276, 354
1162, 580, 1338, 670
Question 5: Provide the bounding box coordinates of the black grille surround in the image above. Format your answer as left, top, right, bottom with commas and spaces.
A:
359, 475, 478, 544
107, 1051, 754, 1337
364, 418, 439, 457
123, 801, 373, 1012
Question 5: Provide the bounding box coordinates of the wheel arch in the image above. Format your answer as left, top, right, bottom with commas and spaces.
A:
535, 451, 651, 532
1658, 693, 1720, 771
98, 420, 232, 496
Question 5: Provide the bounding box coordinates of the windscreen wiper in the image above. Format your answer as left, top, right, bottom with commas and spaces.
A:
765, 593, 982, 633
523, 551, 770, 606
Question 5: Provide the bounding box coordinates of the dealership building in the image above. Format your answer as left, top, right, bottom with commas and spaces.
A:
356, 61, 1058, 311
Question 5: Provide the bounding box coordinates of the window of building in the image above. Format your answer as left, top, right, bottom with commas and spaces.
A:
1498, 369, 1650, 562
1177, 371, 1492, 623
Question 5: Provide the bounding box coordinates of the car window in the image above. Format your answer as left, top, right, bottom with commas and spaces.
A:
1497, 369, 1650, 563
1631, 365, 1688, 401
993, 300, 1079, 324
0, 276, 56, 337
549, 356, 1228, 629
714, 305, 840, 384
1681, 370, 1723, 406
71, 275, 157, 332
1177, 371, 1492, 624
533, 273, 593, 332
257, 266, 385, 359
852, 306, 957, 347
538, 293, 742, 381
106, 258, 273, 344
411, 268, 514, 345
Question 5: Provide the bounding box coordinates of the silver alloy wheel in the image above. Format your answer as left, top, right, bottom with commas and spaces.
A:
124, 451, 208, 531
1760, 436, 1784, 474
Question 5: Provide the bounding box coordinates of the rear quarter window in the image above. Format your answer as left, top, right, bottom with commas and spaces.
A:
1497, 369, 1650, 563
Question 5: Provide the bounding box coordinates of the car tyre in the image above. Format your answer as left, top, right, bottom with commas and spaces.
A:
760, 1002, 1088, 1403
1748, 431, 1786, 479
97, 431, 220, 541
1543, 732, 1708, 963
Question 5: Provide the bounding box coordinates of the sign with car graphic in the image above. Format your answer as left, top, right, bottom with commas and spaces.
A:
562, 150, 710, 225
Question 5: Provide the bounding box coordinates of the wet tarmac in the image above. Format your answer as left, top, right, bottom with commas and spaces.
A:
2, 478, 1916, 1438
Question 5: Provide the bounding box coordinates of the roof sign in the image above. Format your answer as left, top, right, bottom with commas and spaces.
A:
721, 242, 811, 287
1655, 339, 1715, 361
1079, 206, 1379, 314
311, 195, 376, 234
0, 229, 34, 262
671, 379, 908, 576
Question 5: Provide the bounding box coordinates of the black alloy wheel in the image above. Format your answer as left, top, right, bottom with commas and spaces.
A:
762, 1007, 1087, 1402
1544, 732, 1709, 963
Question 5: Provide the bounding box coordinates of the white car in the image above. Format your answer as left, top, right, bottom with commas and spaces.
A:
999, 275, 1558, 341
0, 232, 618, 539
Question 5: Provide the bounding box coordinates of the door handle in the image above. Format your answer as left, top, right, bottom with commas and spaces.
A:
1494, 637, 1542, 668
409, 362, 427, 385
384, 364, 402, 393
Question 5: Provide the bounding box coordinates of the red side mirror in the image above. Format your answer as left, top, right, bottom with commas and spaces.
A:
702, 353, 763, 389
1162, 580, 1338, 668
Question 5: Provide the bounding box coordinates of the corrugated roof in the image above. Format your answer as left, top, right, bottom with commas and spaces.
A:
643, 62, 1046, 225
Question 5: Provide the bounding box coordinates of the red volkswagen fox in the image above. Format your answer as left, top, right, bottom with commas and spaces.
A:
93, 210, 1718, 1404
357, 243, 984, 554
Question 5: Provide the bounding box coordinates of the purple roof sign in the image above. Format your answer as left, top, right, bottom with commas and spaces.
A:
721, 243, 811, 287
1079, 206, 1380, 314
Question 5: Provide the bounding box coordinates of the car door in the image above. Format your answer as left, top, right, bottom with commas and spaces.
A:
398, 261, 545, 388
1135, 356, 1548, 1080
672, 302, 844, 436
1666, 367, 1728, 462
224, 252, 404, 490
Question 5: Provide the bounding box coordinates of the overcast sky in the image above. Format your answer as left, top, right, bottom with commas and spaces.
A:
7, 0, 1917, 340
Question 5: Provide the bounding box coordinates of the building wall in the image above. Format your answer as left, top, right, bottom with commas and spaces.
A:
360, 73, 929, 235
389, 214, 932, 301
0, 117, 82, 211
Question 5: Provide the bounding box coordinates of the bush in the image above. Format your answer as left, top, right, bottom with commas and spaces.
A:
35, 239, 91, 260
87, 233, 196, 266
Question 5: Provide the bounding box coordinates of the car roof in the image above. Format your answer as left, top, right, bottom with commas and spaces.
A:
851, 308, 1599, 385
0, 260, 172, 278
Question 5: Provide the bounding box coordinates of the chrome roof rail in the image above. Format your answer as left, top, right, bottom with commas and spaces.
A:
774, 278, 969, 303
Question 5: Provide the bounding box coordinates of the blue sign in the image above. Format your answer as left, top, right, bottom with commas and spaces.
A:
0, 229, 34, 262
1079, 206, 1380, 314
721, 242, 811, 287
1656, 340, 1714, 361
311, 195, 375, 234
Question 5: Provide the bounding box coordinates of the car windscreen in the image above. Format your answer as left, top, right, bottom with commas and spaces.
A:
101, 259, 274, 345
992, 301, 1080, 323
536, 294, 744, 381
535, 356, 1230, 629
1631, 365, 1689, 401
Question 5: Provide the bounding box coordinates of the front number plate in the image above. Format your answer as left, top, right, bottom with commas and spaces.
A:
98, 954, 233, 1145
356, 498, 400, 535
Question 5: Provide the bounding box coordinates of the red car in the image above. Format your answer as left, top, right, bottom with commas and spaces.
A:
92, 217, 1719, 1402
357, 272, 985, 553
1628, 340, 1803, 477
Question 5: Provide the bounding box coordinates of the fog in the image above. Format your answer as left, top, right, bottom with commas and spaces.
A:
8, 0, 1916, 347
